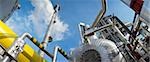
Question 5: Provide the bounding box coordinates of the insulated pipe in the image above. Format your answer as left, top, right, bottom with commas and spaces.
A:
91, 0, 107, 28
91, 39, 126, 62
70, 39, 126, 62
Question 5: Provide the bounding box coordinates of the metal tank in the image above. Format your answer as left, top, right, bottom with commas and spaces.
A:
0, 0, 19, 22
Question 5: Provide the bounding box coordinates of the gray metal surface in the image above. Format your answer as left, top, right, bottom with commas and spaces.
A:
0, 0, 18, 22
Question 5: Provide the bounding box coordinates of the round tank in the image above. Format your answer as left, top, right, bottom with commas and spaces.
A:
0, 0, 18, 22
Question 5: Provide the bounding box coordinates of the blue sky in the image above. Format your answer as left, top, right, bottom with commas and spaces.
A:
6, 0, 135, 62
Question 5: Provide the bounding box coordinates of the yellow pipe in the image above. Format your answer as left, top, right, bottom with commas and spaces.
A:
0, 21, 17, 49
0, 20, 47, 62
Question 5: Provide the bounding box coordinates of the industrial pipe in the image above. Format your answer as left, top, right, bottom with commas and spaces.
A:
94, 39, 126, 62
53, 46, 70, 62
70, 39, 126, 62
0, 45, 17, 62
92, 0, 107, 28
40, 4, 60, 57
0, 20, 47, 62
20, 33, 54, 58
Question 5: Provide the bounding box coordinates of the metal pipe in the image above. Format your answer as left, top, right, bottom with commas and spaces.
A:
40, 4, 60, 57
91, 0, 107, 28
78, 23, 84, 44
21, 33, 54, 58
78, 23, 86, 44
113, 16, 132, 35
0, 20, 47, 62
53, 46, 70, 62
0, 45, 17, 62
3, 34, 25, 62
85, 23, 113, 36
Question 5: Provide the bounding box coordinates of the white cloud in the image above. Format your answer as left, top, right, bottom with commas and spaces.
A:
6, 12, 32, 35
6, 0, 69, 41
51, 17, 69, 41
